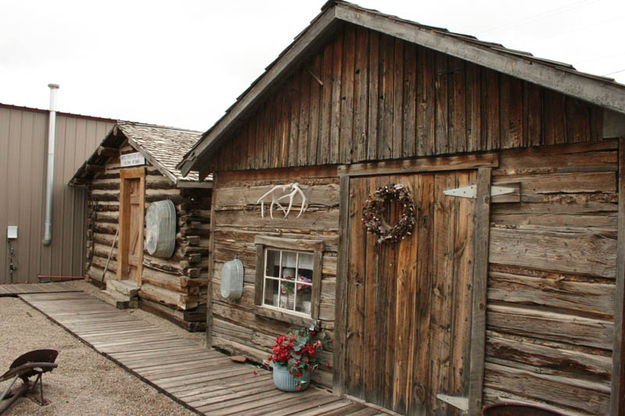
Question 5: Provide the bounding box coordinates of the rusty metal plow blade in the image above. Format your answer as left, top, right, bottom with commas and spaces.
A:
0, 349, 58, 414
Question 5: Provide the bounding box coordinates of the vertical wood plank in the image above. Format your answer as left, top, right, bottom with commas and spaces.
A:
543, 89, 567, 145
254, 243, 264, 306
500, 76, 523, 148
610, 137, 625, 415
379, 35, 394, 160
330, 29, 344, 163
311, 250, 323, 320
451, 58, 467, 153
308, 53, 322, 166
525, 81, 543, 147
353, 27, 369, 163
392, 39, 404, 159
346, 175, 365, 397
466, 63, 481, 153
298, 66, 311, 167
340, 25, 356, 164
467, 167, 492, 415
450, 171, 475, 397
206, 173, 218, 347
280, 94, 290, 167
363, 177, 379, 404
402, 43, 417, 158
288, 73, 301, 167
334, 173, 351, 394
429, 171, 456, 413
367, 32, 379, 161
410, 173, 434, 414
319, 41, 333, 165
418, 47, 436, 156
482, 70, 500, 150
435, 54, 449, 155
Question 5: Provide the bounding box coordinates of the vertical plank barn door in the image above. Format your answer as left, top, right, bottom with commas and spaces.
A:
118, 168, 145, 285
342, 170, 484, 415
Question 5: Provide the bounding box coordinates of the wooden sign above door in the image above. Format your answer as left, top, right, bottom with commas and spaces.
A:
120, 152, 146, 168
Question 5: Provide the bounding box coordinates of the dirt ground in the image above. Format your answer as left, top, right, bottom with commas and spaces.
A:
0, 289, 201, 415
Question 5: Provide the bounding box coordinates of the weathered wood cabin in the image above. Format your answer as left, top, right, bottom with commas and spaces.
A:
70, 122, 211, 331
178, 1, 625, 414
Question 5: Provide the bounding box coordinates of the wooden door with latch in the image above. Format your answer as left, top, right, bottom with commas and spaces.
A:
341, 169, 485, 415
118, 167, 145, 285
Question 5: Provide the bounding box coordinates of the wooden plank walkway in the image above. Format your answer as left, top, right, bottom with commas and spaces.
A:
0, 281, 80, 296
18, 291, 391, 415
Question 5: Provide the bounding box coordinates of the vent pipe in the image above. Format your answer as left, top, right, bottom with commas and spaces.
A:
43, 83, 59, 246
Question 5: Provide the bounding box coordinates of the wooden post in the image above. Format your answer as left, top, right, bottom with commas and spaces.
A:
611, 138, 625, 416
467, 167, 492, 415
334, 173, 351, 394
206, 173, 217, 348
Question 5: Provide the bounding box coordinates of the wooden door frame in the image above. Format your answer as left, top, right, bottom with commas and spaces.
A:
117, 167, 145, 285
334, 154, 496, 414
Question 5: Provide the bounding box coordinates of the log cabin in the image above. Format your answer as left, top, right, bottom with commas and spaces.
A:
178, 1, 625, 414
70, 121, 211, 331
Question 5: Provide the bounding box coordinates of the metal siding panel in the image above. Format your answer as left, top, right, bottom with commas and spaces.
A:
0, 108, 113, 283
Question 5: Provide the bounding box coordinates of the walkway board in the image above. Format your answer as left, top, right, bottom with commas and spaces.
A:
0, 282, 80, 296
18, 291, 391, 415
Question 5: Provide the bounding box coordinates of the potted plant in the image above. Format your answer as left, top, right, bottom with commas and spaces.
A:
267, 327, 331, 392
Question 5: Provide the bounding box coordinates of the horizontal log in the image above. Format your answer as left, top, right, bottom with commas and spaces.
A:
141, 266, 187, 292
490, 212, 617, 231
483, 387, 593, 416
90, 189, 119, 201
214, 209, 339, 232
493, 171, 616, 195
138, 283, 198, 310
139, 298, 206, 323
495, 142, 617, 176
90, 255, 118, 274
487, 304, 613, 350
493, 193, 617, 215
488, 271, 615, 317
484, 362, 609, 415
489, 227, 616, 278
214, 183, 339, 210
486, 332, 611, 379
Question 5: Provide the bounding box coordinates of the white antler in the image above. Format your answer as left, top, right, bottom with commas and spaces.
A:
256, 183, 308, 219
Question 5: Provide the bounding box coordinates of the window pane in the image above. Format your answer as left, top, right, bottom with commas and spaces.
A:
297, 252, 313, 282
295, 283, 312, 314
265, 250, 280, 277
281, 251, 297, 270
279, 280, 295, 311
264, 278, 279, 307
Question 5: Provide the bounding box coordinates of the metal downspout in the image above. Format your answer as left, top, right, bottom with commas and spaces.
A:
42, 84, 59, 246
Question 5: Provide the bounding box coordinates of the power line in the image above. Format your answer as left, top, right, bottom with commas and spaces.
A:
477, 0, 600, 35
604, 68, 625, 76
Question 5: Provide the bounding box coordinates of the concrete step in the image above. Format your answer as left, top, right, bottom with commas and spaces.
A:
92, 289, 138, 310
105, 278, 139, 297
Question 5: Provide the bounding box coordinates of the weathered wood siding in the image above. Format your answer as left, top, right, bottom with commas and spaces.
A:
484, 141, 618, 415
206, 24, 602, 172
210, 167, 339, 387
84, 142, 210, 330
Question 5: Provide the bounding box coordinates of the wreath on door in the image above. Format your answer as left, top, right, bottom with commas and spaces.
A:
362, 183, 416, 244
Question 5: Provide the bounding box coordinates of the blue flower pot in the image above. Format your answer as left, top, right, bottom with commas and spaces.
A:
272, 363, 310, 392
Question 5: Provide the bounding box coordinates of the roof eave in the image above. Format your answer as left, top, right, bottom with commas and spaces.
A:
180, 5, 340, 176
333, 4, 625, 114
179, 1, 625, 175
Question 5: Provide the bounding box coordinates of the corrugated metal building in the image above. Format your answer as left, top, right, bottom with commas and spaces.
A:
0, 103, 114, 283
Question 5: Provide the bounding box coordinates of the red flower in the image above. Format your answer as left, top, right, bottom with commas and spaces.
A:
253, 370, 258, 375
296, 386, 302, 391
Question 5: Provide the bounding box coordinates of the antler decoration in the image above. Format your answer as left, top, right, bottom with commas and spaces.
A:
256, 183, 309, 219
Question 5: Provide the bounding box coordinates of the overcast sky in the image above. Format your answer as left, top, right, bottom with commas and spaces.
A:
1, 0, 624, 132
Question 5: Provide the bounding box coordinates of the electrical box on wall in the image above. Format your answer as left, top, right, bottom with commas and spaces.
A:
7, 226, 18, 239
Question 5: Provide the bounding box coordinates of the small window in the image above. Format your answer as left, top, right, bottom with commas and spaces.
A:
262, 249, 314, 315
254, 236, 323, 323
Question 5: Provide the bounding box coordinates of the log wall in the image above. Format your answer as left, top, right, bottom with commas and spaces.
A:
210, 167, 339, 388
84, 142, 210, 331
205, 23, 603, 172
484, 140, 618, 415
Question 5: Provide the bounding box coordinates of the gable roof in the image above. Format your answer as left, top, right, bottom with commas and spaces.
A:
178, 0, 625, 176
70, 121, 209, 187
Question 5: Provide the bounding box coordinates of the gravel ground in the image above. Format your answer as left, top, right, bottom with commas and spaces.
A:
0, 288, 202, 416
